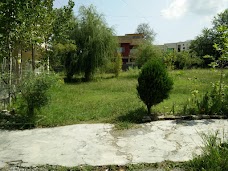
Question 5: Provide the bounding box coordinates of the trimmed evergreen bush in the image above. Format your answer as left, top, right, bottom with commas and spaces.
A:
137, 59, 173, 118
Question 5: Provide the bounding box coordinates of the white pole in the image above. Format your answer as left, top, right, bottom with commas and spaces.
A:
47, 56, 50, 74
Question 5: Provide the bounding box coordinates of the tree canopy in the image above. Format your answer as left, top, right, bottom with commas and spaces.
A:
189, 8, 228, 66
135, 42, 162, 68
70, 5, 117, 81
135, 23, 156, 43
213, 9, 228, 29
49, 0, 77, 72
0, 0, 54, 69
0, 0, 119, 83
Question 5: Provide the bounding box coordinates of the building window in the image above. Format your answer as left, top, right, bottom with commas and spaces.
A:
133, 36, 141, 39
122, 58, 128, 64
117, 47, 125, 53
130, 49, 137, 54
178, 45, 181, 52
167, 48, 174, 52
130, 58, 135, 62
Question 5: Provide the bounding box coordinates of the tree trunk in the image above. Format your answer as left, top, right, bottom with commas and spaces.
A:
28, 106, 35, 122
147, 105, 157, 120
147, 105, 151, 115
16, 52, 19, 84
45, 40, 50, 74
32, 43, 35, 71
7, 35, 12, 106
66, 73, 73, 82
20, 49, 23, 79
84, 71, 92, 82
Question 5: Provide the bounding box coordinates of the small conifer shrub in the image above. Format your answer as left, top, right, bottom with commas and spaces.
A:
137, 59, 173, 118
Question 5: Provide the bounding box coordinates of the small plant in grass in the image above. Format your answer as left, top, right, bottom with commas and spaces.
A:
137, 59, 173, 119
183, 84, 228, 116
15, 72, 58, 124
125, 66, 140, 79
185, 132, 228, 171
114, 53, 122, 77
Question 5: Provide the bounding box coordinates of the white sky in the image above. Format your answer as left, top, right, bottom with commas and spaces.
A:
54, 0, 228, 44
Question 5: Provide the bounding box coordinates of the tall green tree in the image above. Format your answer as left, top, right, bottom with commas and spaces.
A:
49, 0, 77, 72
135, 23, 156, 43
72, 5, 117, 81
213, 26, 228, 82
0, 0, 54, 69
21, 0, 54, 70
213, 9, 228, 28
189, 28, 218, 67
189, 9, 228, 67
0, 0, 26, 105
0, 0, 24, 62
0, 0, 54, 106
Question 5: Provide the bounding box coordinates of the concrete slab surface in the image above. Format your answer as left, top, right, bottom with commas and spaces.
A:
0, 119, 228, 168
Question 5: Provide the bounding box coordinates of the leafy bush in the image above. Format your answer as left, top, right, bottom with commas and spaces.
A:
185, 133, 228, 171
175, 51, 202, 69
163, 51, 202, 70
137, 59, 173, 118
114, 53, 122, 77
183, 26, 228, 116
163, 51, 177, 70
183, 82, 228, 116
183, 26, 228, 115
135, 42, 163, 68
103, 53, 122, 77
15, 72, 58, 123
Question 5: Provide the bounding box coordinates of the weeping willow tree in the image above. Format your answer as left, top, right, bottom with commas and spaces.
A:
71, 5, 117, 81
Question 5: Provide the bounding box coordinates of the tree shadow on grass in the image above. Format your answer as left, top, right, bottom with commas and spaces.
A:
64, 75, 116, 84
0, 112, 35, 130
64, 77, 83, 84
117, 107, 147, 124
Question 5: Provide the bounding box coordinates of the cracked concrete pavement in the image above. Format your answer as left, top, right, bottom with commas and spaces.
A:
0, 119, 228, 168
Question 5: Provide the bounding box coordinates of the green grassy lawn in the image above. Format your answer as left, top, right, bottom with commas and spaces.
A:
38, 69, 228, 128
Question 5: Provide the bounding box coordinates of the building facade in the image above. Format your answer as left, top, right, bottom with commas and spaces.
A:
158, 40, 192, 52
117, 33, 192, 69
117, 33, 144, 69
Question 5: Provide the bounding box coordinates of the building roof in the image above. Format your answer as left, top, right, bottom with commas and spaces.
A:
117, 33, 144, 46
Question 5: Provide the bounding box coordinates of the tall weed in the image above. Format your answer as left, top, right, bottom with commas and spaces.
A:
185, 132, 228, 171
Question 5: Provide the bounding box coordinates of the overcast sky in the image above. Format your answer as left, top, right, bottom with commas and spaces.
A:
54, 0, 228, 44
